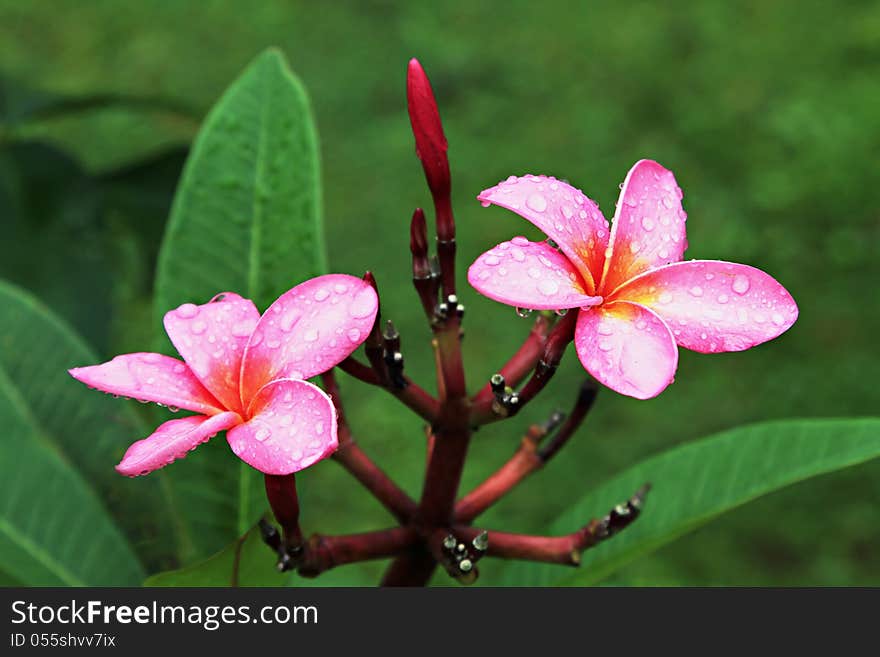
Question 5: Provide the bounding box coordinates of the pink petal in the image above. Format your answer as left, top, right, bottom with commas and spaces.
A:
69, 353, 224, 415
601, 160, 688, 294
610, 260, 799, 353
163, 292, 260, 414
116, 411, 242, 477
477, 174, 609, 293
574, 301, 678, 399
467, 237, 602, 310
239, 275, 378, 406
227, 379, 338, 475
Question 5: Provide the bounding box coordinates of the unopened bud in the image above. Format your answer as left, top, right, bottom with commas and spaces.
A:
407, 58, 450, 199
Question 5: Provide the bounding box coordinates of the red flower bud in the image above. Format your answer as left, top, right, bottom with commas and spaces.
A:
407, 58, 451, 200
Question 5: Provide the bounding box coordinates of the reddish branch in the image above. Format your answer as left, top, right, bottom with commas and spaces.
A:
471, 311, 577, 425
448, 524, 604, 566
297, 527, 418, 578
456, 379, 599, 523
258, 59, 648, 587
322, 371, 418, 523
470, 315, 550, 412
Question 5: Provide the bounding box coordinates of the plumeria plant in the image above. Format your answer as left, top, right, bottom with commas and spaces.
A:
60, 53, 805, 587
0, 46, 875, 589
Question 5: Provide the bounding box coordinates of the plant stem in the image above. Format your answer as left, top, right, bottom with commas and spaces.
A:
297, 527, 418, 578
470, 315, 550, 415
322, 371, 418, 523
456, 379, 598, 523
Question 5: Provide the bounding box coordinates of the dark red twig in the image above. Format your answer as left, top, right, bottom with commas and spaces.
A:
322, 371, 418, 523
297, 527, 418, 578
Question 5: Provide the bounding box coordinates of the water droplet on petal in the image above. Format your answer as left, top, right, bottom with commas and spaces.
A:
315, 421, 325, 435
255, 427, 272, 442
511, 236, 529, 246
334, 283, 349, 294
527, 267, 541, 280
598, 339, 613, 352
480, 200, 491, 208
314, 288, 330, 302
717, 294, 729, 304
349, 287, 378, 318
689, 286, 703, 297
526, 193, 547, 212
658, 291, 673, 304
484, 255, 501, 266
732, 274, 750, 295
516, 307, 533, 318
771, 312, 786, 326
347, 328, 362, 343
304, 329, 319, 342
555, 308, 569, 317
190, 320, 207, 335
537, 279, 559, 296
176, 303, 199, 319
478, 270, 491, 281
511, 248, 526, 262
629, 242, 641, 254
641, 217, 655, 231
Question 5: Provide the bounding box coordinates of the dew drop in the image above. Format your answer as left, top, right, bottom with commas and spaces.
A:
526, 194, 547, 212
562, 205, 573, 219
347, 328, 362, 343
527, 267, 541, 280
597, 323, 614, 336
314, 288, 330, 302
516, 307, 533, 318
629, 242, 641, 254
349, 287, 378, 318
255, 427, 272, 443
537, 279, 559, 296
689, 286, 703, 297
304, 329, 319, 342
484, 255, 501, 266
334, 283, 349, 294
771, 312, 786, 326
732, 274, 751, 295
598, 339, 614, 352
511, 236, 529, 246
658, 291, 673, 304
555, 308, 569, 317
478, 270, 491, 281
176, 303, 199, 319
635, 320, 647, 330
641, 217, 655, 231
717, 294, 729, 304
511, 248, 526, 262
480, 200, 491, 208
315, 421, 325, 435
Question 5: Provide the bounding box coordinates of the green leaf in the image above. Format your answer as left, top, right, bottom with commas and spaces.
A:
0, 280, 184, 571
499, 418, 880, 586
0, 283, 148, 584
145, 522, 292, 587
153, 48, 326, 559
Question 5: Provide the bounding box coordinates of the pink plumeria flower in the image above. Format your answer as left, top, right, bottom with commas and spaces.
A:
468, 160, 798, 399
69, 275, 378, 476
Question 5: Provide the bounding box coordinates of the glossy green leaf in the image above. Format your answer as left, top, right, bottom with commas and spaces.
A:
499, 418, 880, 586
0, 282, 148, 584
0, 280, 185, 569
153, 48, 326, 559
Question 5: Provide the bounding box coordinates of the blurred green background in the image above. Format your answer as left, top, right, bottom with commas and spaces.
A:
1, 0, 878, 585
